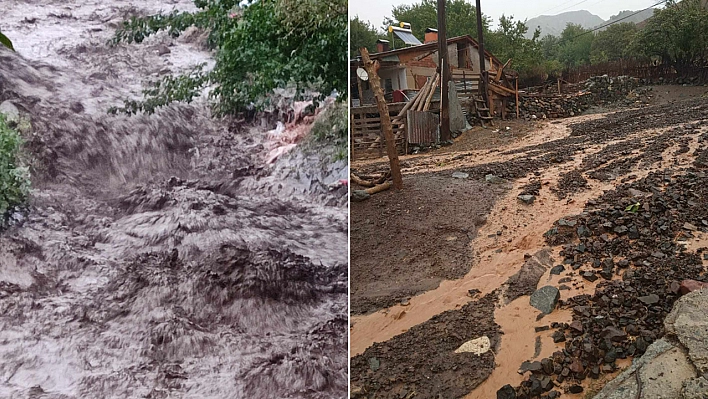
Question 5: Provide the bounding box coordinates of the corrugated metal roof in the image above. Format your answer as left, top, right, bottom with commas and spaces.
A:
380, 55, 400, 62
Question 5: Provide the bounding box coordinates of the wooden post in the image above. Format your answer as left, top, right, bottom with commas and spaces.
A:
557, 78, 561, 94
360, 47, 403, 190
357, 74, 366, 106
515, 77, 519, 119
438, 0, 450, 141
475, 0, 488, 109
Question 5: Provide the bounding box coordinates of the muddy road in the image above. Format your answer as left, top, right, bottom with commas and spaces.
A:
0, 1, 347, 398
350, 90, 708, 398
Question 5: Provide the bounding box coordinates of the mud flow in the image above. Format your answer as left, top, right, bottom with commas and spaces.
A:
0, 1, 347, 398
351, 87, 708, 398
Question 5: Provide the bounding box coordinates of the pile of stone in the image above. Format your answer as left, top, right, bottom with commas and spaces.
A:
503, 169, 708, 398
515, 92, 593, 120
512, 75, 649, 120
584, 75, 641, 104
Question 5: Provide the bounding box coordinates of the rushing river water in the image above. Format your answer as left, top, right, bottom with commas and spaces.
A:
0, 1, 347, 397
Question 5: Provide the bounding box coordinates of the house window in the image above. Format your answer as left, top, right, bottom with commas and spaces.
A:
384, 78, 393, 93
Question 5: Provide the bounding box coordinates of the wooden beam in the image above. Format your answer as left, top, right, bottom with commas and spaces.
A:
423, 73, 440, 111
515, 77, 519, 119
360, 47, 403, 190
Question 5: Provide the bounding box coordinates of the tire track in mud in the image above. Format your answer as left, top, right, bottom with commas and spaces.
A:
351, 98, 708, 398
0, 1, 347, 398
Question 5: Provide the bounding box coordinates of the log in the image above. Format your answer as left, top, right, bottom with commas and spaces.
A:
391, 76, 432, 128
360, 48, 403, 190
423, 73, 440, 111
365, 181, 393, 194
350, 173, 376, 187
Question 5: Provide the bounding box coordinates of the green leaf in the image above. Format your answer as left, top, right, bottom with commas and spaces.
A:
0, 31, 15, 51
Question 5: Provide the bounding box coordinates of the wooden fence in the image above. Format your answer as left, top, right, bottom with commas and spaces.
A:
351, 103, 408, 160
562, 60, 708, 83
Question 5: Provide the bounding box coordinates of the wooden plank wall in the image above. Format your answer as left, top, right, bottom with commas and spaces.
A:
451, 69, 480, 101
351, 103, 408, 160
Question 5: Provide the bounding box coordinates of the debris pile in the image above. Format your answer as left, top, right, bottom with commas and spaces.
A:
583, 75, 642, 104
507, 169, 708, 398
514, 75, 649, 120
516, 93, 593, 119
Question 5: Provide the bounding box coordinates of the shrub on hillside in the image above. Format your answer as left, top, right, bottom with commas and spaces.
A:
0, 113, 30, 223
110, 0, 347, 116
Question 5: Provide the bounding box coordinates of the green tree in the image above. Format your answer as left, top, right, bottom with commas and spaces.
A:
590, 23, 638, 63
539, 34, 560, 60
635, 0, 708, 73
111, 0, 346, 115
387, 0, 491, 42
485, 15, 543, 78
350, 16, 384, 55
557, 23, 594, 68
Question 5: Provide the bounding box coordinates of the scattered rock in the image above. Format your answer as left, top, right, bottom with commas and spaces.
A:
518, 194, 536, 205
530, 286, 560, 314
679, 279, 708, 295
485, 174, 506, 184
368, 357, 380, 371
550, 265, 565, 275
452, 171, 469, 179
582, 271, 598, 282
568, 385, 583, 394
496, 384, 516, 399
638, 294, 660, 305
454, 336, 491, 355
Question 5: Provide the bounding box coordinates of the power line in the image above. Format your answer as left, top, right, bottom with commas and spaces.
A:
562, 0, 668, 41
535, 0, 586, 16
553, 0, 592, 15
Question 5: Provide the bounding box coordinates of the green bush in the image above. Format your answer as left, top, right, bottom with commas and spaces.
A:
0, 114, 30, 222
110, 0, 347, 116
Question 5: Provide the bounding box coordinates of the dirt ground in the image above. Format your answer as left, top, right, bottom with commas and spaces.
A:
350, 85, 708, 398
0, 1, 347, 398
350, 173, 503, 314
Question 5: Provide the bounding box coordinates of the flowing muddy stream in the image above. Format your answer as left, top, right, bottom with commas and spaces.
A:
0, 1, 347, 398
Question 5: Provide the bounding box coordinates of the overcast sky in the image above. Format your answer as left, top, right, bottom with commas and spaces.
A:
351, 0, 663, 30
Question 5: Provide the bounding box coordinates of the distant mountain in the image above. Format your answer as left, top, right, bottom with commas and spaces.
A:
524, 8, 655, 39
524, 10, 603, 38
601, 9, 655, 29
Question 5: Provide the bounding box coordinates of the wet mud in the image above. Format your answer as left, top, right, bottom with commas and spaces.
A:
351, 91, 708, 398
0, 1, 346, 398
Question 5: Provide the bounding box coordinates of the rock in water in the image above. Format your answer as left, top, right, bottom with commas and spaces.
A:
530, 286, 560, 314
0, 100, 20, 124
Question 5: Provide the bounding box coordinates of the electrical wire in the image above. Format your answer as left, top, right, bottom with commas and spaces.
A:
561, 0, 668, 41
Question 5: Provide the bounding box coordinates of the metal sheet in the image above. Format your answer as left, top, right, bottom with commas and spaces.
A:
393, 28, 423, 45
407, 110, 439, 145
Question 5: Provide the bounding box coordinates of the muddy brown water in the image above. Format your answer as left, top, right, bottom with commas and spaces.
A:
0, 1, 347, 398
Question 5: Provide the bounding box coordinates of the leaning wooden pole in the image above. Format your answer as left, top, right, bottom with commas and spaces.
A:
437, 0, 450, 141
360, 47, 403, 190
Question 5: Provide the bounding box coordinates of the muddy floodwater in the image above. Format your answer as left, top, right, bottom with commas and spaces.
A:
0, 1, 347, 398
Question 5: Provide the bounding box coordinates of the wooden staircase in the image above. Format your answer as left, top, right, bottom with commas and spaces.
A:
474, 96, 493, 128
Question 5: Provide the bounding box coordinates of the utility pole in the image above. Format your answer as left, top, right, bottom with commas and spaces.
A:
437, 0, 450, 142
475, 0, 488, 108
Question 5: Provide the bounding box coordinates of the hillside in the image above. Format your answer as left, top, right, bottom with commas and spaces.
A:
524, 10, 603, 38
525, 8, 656, 38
